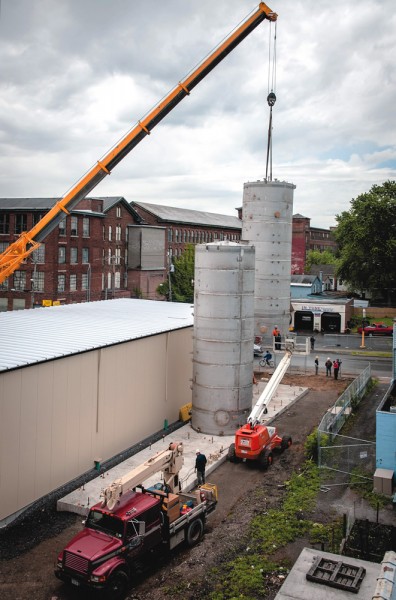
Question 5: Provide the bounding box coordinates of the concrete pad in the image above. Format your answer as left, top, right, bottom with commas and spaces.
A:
275, 547, 381, 600
57, 381, 307, 515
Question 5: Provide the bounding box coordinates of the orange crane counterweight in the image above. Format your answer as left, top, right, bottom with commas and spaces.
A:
0, 3, 277, 284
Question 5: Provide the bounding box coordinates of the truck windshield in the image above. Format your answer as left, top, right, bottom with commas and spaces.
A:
86, 510, 124, 538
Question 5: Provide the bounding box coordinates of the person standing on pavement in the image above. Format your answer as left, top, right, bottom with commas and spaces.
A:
337, 358, 342, 378
195, 449, 207, 485
325, 357, 332, 377
333, 359, 339, 380
310, 335, 315, 350
314, 356, 319, 375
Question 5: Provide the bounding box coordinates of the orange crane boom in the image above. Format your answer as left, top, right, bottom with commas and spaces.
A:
0, 3, 277, 284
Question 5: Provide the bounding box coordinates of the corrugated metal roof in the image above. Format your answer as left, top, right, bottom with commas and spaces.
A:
131, 201, 242, 229
0, 299, 193, 373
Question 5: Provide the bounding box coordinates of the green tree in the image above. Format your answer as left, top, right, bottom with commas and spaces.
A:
157, 244, 195, 303
172, 244, 195, 303
334, 181, 396, 305
305, 249, 337, 272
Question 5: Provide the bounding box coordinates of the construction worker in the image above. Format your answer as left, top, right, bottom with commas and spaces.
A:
195, 450, 207, 485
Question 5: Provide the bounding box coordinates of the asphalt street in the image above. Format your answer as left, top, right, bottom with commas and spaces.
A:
255, 333, 393, 379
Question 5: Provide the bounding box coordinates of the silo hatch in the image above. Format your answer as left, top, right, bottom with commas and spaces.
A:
306, 556, 366, 593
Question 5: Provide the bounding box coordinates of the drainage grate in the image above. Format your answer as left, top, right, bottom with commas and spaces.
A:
306, 556, 366, 593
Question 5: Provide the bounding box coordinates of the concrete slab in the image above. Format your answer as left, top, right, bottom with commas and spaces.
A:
57, 381, 307, 515
274, 547, 381, 600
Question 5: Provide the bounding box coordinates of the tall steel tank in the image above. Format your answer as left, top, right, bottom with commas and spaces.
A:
242, 179, 295, 341
192, 241, 255, 435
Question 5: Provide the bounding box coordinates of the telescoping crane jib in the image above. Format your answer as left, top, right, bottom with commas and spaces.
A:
101, 442, 184, 511
0, 3, 277, 285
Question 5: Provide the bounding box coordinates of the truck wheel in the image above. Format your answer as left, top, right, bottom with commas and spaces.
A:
227, 443, 237, 463
281, 435, 292, 452
258, 449, 273, 470
106, 569, 129, 600
186, 518, 204, 547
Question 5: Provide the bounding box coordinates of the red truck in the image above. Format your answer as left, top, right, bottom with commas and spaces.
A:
55, 443, 217, 598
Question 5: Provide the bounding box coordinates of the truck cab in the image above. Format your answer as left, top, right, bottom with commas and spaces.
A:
55, 490, 162, 596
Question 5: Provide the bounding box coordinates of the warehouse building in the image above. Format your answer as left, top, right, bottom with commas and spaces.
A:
0, 299, 193, 526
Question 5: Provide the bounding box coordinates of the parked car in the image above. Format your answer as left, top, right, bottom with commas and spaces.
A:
357, 323, 393, 336
254, 344, 263, 357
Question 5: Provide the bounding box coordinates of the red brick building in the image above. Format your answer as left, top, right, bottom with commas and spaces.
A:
0, 197, 165, 310
130, 201, 242, 260
291, 213, 337, 275
0, 198, 336, 310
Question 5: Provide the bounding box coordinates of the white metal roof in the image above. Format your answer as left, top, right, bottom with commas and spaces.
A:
0, 299, 194, 373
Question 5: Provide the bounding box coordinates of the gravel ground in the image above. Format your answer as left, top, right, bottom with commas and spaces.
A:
0, 373, 389, 600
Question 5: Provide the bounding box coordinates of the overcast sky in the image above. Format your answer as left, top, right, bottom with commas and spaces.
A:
1, 0, 395, 228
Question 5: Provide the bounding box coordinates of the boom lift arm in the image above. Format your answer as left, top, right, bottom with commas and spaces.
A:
101, 442, 184, 511
248, 349, 292, 427
0, 3, 277, 284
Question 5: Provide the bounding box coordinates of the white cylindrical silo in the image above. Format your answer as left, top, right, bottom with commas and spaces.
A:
192, 241, 255, 435
242, 179, 295, 340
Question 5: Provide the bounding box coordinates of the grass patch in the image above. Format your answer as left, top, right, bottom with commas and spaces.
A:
209, 461, 343, 599
351, 351, 392, 358
349, 467, 390, 509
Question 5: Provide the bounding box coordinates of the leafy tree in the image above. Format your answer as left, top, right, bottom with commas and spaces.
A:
306, 249, 337, 272
157, 244, 195, 303
172, 244, 195, 302
334, 181, 396, 305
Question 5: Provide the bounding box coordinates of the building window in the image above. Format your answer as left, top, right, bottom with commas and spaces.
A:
0, 214, 10, 234
71, 216, 78, 236
108, 226, 112, 241
14, 271, 26, 291
58, 246, 66, 264
102, 225, 105, 241
32, 244, 45, 264
82, 247, 89, 264
168, 228, 173, 242
59, 219, 66, 236
0, 242, 9, 253
108, 249, 112, 265
82, 217, 90, 238
15, 214, 27, 234
125, 227, 129, 242
81, 273, 88, 291
0, 278, 8, 290
70, 247, 78, 264
70, 274, 77, 291
57, 274, 65, 292
34, 272, 45, 292
32, 213, 44, 226
116, 225, 121, 242
114, 271, 121, 289
116, 206, 121, 218
115, 247, 121, 265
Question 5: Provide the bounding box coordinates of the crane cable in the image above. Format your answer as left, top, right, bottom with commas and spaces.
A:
265, 19, 277, 181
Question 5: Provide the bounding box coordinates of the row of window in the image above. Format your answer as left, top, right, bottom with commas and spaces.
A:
0, 271, 123, 293
59, 245, 90, 264
167, 229, 240, 244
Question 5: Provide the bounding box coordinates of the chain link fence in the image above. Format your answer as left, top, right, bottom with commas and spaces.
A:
317, 365, 375, 487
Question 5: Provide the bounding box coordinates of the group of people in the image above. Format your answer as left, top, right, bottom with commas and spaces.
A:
323, 357, 342, 379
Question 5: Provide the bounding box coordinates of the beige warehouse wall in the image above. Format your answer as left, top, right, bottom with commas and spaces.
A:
0, 327, 192, 524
